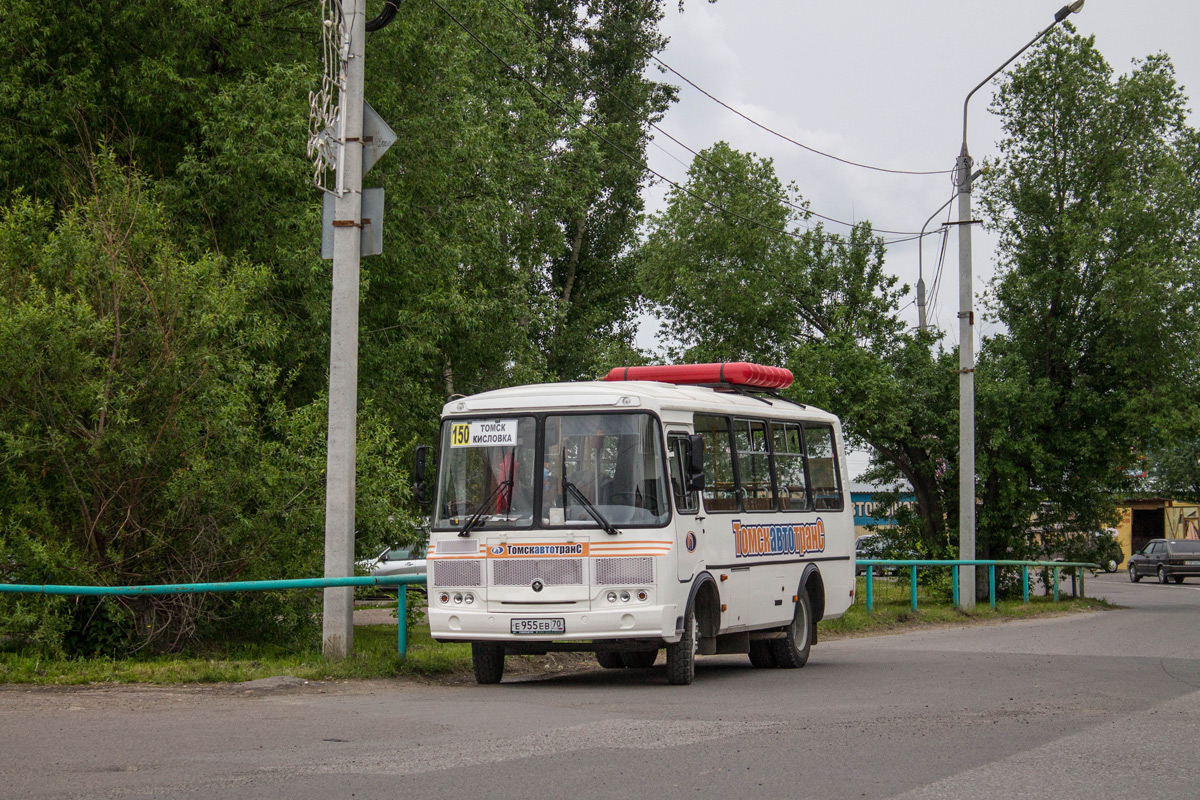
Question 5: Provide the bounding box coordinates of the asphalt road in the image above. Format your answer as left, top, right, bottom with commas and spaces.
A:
2, 571, 1198, 800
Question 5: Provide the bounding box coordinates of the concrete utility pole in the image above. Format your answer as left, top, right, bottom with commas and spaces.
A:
323, 0, 366, 658
955, 1, 1083, 609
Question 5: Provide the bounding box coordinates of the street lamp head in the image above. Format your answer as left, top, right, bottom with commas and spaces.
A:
1055, 1, 1085, 23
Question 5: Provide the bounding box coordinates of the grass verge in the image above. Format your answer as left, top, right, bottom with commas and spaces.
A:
1, 590, 1112, 686
0, 623, 466, 686
823, 590, 1112, 638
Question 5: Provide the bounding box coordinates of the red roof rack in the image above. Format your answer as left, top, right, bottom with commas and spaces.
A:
603, 362, 793, 390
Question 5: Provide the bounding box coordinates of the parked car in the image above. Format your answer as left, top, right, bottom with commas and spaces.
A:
854, 532, 919, 575
359, 542, 427, 592
1090, 528, 1123, 573
1127, 538, 1200, 584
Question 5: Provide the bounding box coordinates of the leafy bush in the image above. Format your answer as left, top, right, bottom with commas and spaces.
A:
0, 157, 410, 656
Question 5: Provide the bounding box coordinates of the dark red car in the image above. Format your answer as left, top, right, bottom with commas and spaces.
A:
1127, 539, 1200, 584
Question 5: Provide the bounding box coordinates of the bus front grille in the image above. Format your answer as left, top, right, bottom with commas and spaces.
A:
594, 557, 655, 585
492, 558, 585, 586
432, 559, 483, 587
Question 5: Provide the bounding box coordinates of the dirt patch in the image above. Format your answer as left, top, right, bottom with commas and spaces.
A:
420, 651, 604, 686
354, 603, 404, 626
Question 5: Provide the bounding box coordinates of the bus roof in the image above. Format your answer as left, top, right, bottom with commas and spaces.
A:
440, 380, 839, 424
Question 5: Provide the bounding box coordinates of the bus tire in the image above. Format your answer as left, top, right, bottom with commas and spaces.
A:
472, 642, 505, 684
748, 639, 777, 668
666, 605, 698, 685
622, 650, 658, 669
595, 650, 626, 669
771, 587, 812, 669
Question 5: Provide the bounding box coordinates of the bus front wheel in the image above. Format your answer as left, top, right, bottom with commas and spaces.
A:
666, 605, 698, 685
472, 642, 505, 684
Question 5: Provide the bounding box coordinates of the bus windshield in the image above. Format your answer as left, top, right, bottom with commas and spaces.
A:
432, 412, 670, 531
434, 416, 537, 530
542, 413, 669, 528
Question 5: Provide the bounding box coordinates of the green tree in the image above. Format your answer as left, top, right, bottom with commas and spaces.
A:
638, 143, 961, 546
0, 158, 408, 654
976, 28, 1200, 558
523, 0, 677, 380
639, 142, 806, 363
0, 0, 314, 205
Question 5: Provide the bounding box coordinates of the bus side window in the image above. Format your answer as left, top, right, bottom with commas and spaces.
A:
773, 422, 809, 511
667, 434, 698, 514
694, 414, 737, 512
734, 418, 774, 511
804, 424, 844, 511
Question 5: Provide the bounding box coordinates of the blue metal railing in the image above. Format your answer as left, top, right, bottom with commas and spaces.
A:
0, 574, 427, 657
855, 559, 1098, 613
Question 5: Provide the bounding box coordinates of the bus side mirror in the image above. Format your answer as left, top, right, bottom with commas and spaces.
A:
414, 445, 431, 505
686, 434, 705, 492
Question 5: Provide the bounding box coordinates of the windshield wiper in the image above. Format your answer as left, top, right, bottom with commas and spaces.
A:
562, 479, 620, 536
458, 479, 512, 538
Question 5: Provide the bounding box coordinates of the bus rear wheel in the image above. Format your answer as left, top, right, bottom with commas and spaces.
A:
595, 651, 625, 669
622, 650, 658, 669
472, 642, 505, 684
748, 640, 776, 668
771, 588, 812, 669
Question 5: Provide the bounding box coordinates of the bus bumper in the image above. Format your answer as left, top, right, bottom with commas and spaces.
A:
428, 603, 682, 643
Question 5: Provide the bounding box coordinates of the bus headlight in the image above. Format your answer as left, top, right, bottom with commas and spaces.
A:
453, 593, 463, 604
606, 591, 618, 603
620, 591, 631, 602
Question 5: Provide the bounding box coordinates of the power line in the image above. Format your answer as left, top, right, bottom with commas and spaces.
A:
927, 202, 955, 331
650, 56, 953, 177
493, 0, 929, 236
426, 0, 920, 247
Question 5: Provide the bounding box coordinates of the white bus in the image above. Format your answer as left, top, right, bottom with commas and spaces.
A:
415, 362, 856, 685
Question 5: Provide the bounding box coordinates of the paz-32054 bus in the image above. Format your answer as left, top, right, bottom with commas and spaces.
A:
414, 362, 855, 685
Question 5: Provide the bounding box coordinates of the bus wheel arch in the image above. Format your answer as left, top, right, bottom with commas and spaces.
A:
802, 564, 826, 624
667, 573, 719, 685
687, 572, 721, 640
774, 564, 826, 669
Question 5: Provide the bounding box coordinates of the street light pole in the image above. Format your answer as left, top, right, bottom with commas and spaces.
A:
955, 2, 1083, 608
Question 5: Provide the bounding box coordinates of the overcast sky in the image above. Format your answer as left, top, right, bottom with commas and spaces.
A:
636, 1, 1200, 478
638, 0, 1200, 345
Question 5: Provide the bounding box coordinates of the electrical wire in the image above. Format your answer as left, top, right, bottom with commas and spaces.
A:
492, 0, 930, 236
649, 56, 953, 177
927, 203, 954, 331
426, 0, 920, 247
367, 0, 400, 32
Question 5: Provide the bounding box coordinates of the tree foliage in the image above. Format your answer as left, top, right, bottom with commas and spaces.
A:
0, 1, 679, 653
0, 157, 408, 653
976, 28, 1200, 558
639, 143, 960, 546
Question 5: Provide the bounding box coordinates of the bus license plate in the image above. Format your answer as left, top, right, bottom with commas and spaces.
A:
511, 618, 565, 634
